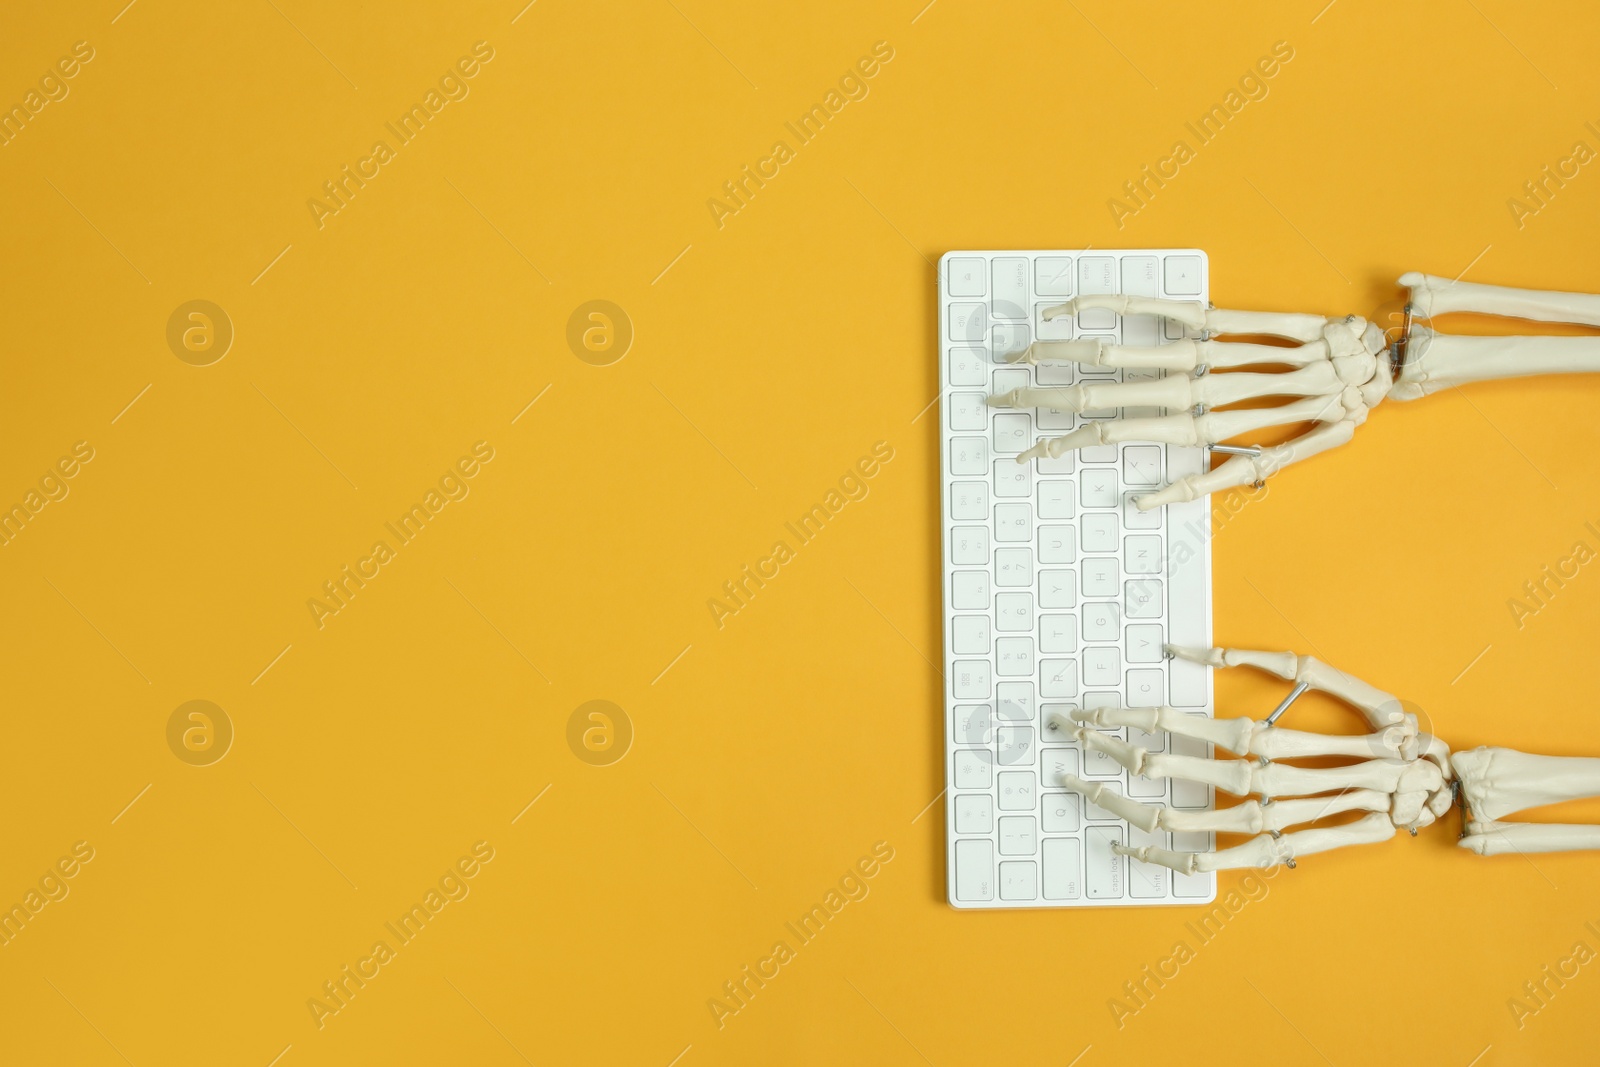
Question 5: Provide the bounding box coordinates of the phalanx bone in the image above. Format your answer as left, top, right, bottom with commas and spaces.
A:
988, 273, 1600, 509
1050, 646, 1600, 872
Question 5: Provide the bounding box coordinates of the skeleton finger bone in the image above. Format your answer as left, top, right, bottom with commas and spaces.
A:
1134, 419, 1356, 510
1045, 296, 1330, 343
1061, 705, 1405, 761
1057, 773, 1393, 835
987, 364, 1346, 415
1017, 395, 1345, 461
1403, 271, 1600, 327
1117, 812, 1398, 874
1073, 728, 1439, 798
1165, 645, 1405, 729
1006, 337, 1331, 371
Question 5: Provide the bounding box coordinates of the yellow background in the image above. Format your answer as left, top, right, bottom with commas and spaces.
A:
2, 1, 1599, 1064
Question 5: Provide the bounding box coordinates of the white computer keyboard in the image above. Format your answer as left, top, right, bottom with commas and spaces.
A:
939, 249, 1217, 909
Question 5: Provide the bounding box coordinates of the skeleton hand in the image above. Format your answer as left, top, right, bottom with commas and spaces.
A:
1048, 645, 1455, 873
987, 274, 1600, 509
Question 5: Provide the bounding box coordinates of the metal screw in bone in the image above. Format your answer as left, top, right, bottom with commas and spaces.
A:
1206, 443, 1263, 458
1264, 681, 1310, 727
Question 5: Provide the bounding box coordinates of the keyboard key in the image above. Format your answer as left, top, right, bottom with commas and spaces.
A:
952, 660, 991, 699
1121, 255, 1158, 296
955, 793, 993, 833
945, 257, 985, 297
1000, 860, 1038, 900
1086, 826, 1125, 899
1126, 668, 1163, 707
994, 593, 1033, 632
1037, 450, 1073, 475
1121, 257, 1161, 350
1040, 614, 1076, 653
1125, 534, 1160, 574
954, 839, 995, 901
995, 547, 1033, 587
1124, 493, 1161, 530
1083, 646, 1120, 687
1038, 480, 1074, 519
1039, 525, 1075, 563
949, 436, 988, 475
993, 414, 1030, 455
993, 258, 1028, 320
1172, 831, 1212, 898
996, 682, 1034, 723
949, 347, 986, 386
950, 482, 987, 520
999, 816, 1037, 855
1128, 772, 1165, 799
1042, 793, 1080, 833
949, 392, 986, 431
1042, 838, 1082, 900
1039, 570, 1074, 608
951, 616, 989, 655
1082, 602, 1119, 642
997, 726, 1035, 767
1125, 624, 1163, 663
1128, 826, 1167, 898
1041, 659, 1077, 698
1164, 255, 1202, 296
1035, 256, 1073, 297
1080, 468, 1118, 508
954, 748, 992, 789
1081, 557, 1118, 597
1039, 740, 1077, 783
993, 503, 1031, 542
994, 461, 1031, 499
1124, 446, 1162, 486
1077, 258, 1115, 329
1081, 513, 1118, 553
991, 323, 1028, 362
995, 637, 1035, 677
1035, 302, 1074, 341
950, 526, 988, 565
949, 301, 987, 339
951, 570, 989, 609
1124, 578, 1162, 619
954, 704, 994, 744
997, 770, 1036, 810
